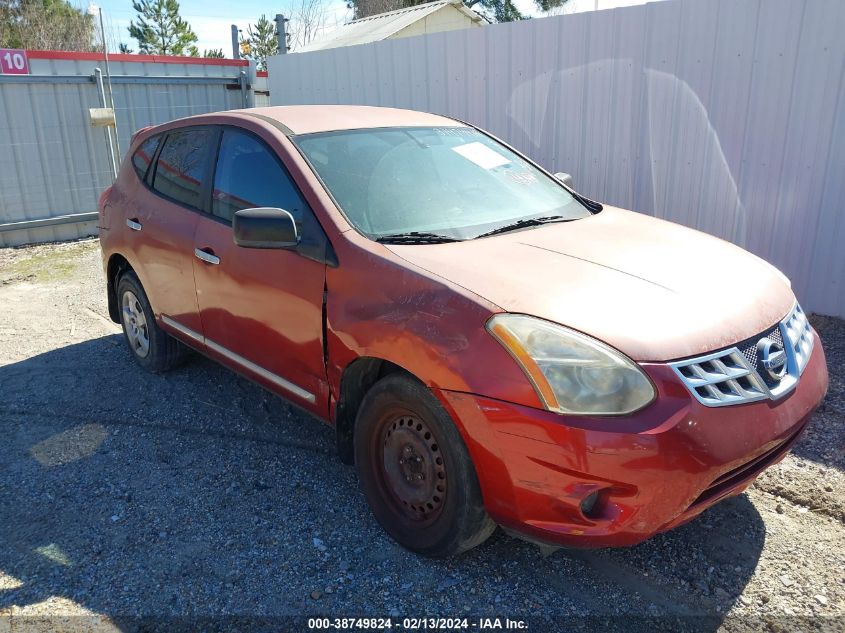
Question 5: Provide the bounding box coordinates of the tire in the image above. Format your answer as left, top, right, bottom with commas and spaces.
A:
354, 373, 496, 557
116, 271, 187, 373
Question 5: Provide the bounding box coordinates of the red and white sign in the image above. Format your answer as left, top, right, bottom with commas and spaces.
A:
0, 49, 30, 75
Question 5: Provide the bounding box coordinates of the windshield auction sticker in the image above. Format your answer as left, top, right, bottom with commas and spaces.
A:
451, 142, 511, 170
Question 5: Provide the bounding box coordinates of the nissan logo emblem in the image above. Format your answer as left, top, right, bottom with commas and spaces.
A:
758, 338, 787, 381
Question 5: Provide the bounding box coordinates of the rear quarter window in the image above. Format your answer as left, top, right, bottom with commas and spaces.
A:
131, 135, 159, 181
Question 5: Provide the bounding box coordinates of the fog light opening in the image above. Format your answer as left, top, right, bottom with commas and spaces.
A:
580, 489, 604, 519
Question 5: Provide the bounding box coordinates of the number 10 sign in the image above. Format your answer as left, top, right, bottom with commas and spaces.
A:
0, 49, 30, 75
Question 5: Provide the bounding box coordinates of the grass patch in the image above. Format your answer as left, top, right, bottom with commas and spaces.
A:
0, 239, 99, 285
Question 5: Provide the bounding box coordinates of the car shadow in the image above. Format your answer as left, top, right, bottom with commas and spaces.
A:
0, 334, 766, 630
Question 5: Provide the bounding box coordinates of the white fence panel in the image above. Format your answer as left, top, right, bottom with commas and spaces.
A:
0, 53, 254, 247
268, 0, 845, 318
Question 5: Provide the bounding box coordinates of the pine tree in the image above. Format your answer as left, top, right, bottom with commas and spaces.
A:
128, 0, 199, 57
203, 48, 224, 58
470, 0, 525, 23
239, 15, 278, 72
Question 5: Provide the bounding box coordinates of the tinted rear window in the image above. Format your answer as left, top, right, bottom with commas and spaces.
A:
131, 135, 159, 181
152, 129, 212, 209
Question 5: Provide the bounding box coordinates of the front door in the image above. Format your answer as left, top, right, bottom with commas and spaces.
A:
191, 127, 329, 414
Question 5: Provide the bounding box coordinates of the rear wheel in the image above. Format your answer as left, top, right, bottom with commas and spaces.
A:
354, 373, 495, 557
116, 271, 187, 373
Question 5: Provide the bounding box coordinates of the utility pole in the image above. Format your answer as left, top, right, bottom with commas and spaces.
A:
274, 14, 288, 54
89, 3, 120, 176
231, 24, 240, 59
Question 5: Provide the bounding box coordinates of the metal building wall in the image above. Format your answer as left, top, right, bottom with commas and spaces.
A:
268, 0, 845, 318
0, 53, 253, 247
254, 72, 271, 107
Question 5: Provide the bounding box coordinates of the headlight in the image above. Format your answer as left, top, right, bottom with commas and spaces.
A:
487, 314, 655, 415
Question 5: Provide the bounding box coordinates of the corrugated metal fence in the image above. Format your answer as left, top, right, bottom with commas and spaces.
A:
268, 0, 845, 318
0, 51, 255, 247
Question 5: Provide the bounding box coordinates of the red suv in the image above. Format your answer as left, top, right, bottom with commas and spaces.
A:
99, 106, 828, 557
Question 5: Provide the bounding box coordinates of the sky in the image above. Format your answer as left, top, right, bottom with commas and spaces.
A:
89, 0, 655, 55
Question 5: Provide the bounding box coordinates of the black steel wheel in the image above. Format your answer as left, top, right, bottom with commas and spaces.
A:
381, 412, 447, 523
354, 373, 495, 557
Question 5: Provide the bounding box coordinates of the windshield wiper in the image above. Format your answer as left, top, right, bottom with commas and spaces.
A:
375, 231, 460, 244
475, 215, 574, 239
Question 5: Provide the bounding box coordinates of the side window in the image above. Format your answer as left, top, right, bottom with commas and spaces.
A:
212, 129, 307, 225
132, 135, 159, 181
152, 129, 212, 209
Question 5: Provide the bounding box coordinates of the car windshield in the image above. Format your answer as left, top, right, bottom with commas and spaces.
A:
293, 126, 591, 241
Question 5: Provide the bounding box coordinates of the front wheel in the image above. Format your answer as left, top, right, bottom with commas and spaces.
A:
354, 373, 495, 557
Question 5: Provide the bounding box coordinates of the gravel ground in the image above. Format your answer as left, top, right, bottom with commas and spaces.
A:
0, 238, 842, 632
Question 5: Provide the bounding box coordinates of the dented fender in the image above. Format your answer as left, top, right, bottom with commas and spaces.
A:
325, 231, 543, 412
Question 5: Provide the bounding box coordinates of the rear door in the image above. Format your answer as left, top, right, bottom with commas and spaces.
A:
191, 126, 330, 414
131, 127, 215, 339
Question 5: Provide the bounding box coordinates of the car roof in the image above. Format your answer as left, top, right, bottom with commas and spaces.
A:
219, 105, 464, 136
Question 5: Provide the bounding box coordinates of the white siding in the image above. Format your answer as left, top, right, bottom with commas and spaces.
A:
393, 6, 481, 38
299, 1, 481, 53
268, 0, 845, 317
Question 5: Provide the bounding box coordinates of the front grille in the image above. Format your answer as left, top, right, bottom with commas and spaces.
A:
673, 349, 768, 407
737, 326, 784, 389
783, 303, 813, 373
671, 303, 813, 407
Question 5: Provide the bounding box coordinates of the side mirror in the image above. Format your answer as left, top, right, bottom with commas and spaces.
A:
554, 172, 575, 188
233, 207, 298, 249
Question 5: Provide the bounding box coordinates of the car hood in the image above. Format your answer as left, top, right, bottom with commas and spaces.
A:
384, 206, 795, 362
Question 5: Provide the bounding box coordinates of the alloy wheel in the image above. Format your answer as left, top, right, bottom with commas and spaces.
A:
121, 290, 150, 358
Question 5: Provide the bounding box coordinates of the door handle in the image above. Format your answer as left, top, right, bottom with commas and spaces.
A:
194, 248, 220, 265
126, 218, 142, 231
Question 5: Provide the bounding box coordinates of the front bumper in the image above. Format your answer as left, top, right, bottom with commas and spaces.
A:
437, 331, 828, 548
